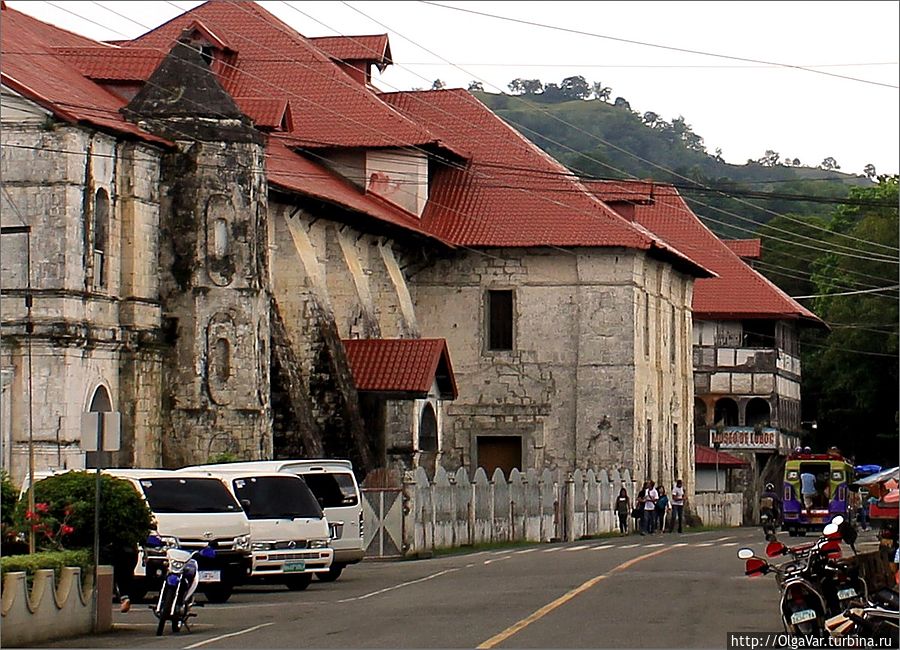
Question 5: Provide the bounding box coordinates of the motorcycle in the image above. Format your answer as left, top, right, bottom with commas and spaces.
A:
825, 589, 900, 644
147, 535, 216, 636
738, 518, 849, 638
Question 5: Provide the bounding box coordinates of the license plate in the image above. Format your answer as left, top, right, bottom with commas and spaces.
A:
283, 561, 306, 573
791, 609, 817, 624
198, 570, 221, 583
837, 588, 858, 600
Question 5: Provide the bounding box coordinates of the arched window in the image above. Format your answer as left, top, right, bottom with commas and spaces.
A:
746, 398, 771, 427
714, 398, 739, 427
92, 188, 109, 289
418, 403, 438, 452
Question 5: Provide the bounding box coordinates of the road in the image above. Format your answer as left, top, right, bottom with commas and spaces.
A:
41, 528, 786, 649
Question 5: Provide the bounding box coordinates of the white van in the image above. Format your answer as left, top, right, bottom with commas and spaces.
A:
184, 460, 365, 581
104, 469, 252, 603
181, 468, 334, 591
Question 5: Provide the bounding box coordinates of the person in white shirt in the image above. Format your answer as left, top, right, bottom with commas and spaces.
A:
641, 480, 658, 535
671, 479, 685, 533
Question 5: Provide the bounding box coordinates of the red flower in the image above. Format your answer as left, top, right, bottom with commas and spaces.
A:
63, 506, 73, 517
25, 510, 35, 520
60, 525, 74, 536
35, 502, 49, 513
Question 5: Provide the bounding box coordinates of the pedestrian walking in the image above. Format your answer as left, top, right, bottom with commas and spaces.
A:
614, 487, 631, 535
642, 480, 658, 536
671, 479, 685, 533
656, 486, 670, 533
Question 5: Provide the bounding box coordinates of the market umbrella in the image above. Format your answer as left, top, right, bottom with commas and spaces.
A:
854, 466, 900, 487
884, 489, 899, 505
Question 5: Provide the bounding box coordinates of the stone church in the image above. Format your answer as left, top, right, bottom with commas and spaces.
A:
1, 1, 717, 494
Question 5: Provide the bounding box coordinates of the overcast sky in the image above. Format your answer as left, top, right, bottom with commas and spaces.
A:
7, 1, 899, 176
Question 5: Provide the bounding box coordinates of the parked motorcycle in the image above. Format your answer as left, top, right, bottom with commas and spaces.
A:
825, 589, 900, 644
147, 535, 216, 636
738, 518, 849, 638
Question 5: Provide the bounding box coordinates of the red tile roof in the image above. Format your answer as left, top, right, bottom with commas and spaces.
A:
378, 90, 711, 275
723, 239, 762, 260
51, 47, 165, 81
0, 5, 169, 145
308, 34, 392, 66
266, 136, 445, 244
119, 1, 451, 151
589, 179, 656, 204
695, 444, 747, 467
233, 97, 290, 129
342, 338, 458, 399
585, 180, 822, 324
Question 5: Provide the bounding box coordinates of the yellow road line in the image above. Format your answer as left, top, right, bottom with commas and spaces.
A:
476, 545, 677, 649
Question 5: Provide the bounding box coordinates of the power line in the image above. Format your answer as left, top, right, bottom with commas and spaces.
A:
793, 285, 900, 300
417, 1, 899, 90
335, 1, 900, 259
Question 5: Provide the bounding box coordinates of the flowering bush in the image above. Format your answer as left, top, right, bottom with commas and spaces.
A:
22, 501, 77, 551
13, 472, 152, 561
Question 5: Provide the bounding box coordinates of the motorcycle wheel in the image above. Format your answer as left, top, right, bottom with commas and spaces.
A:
156, 586, 176, 637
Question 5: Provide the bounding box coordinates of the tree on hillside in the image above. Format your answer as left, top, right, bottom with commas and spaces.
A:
468, 80, 484, 92
613, 97, 631, 110
642, 111, 660, 127
592, 82, 612, 101
757, 149, 781, 167
864, 163, 877, 179
819, 156, 841, 170
801, 175, 899, 461
522, 79, 543, 95
431, 79, 446, 90
560, 75, 591, 99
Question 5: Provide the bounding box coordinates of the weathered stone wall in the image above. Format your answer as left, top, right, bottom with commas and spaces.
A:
1, 120, 164, 482
411, 247, 695, 496
155, 137, 271, 467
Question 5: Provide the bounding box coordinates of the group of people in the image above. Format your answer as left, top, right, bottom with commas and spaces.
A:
614, 479, 685, 536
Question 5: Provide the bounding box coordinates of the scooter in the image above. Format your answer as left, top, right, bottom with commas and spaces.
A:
738, 518, 847, 638
825, 589, 900, 643
147, 535, 216, 636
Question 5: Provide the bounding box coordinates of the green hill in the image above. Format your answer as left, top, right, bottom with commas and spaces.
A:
473, 91, 868, 238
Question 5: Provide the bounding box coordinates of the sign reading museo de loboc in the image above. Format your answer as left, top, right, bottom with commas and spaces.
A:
710, 427, 777, 450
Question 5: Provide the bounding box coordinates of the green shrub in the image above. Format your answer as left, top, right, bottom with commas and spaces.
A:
0, 549, 92, 587
1, 470, 17, 527
13, 472, 153, 561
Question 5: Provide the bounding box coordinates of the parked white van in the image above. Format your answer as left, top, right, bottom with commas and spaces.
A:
104, 469, 252, 603
184, 460, 365, 581
180, 468, 334, 591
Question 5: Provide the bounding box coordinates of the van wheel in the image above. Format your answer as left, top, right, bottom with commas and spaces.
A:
316, 565, 344, 582
284, 574, 312, 591
202, 584, 234, 603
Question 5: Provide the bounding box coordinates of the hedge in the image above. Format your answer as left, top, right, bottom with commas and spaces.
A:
0, 549, 93, 587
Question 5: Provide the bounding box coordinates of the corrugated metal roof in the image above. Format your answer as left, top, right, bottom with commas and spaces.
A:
342, 338, 458, 398
695, 444, 747, 467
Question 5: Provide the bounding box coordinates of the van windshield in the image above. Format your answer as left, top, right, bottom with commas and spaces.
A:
138, 478, 241, 514
232, 476, 323, 520
301, 473, 359, 507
